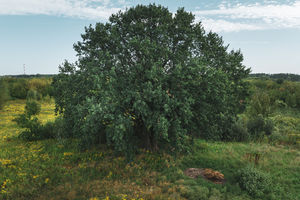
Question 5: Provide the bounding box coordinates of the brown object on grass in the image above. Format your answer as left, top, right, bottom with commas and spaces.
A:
184, 168, 225, 184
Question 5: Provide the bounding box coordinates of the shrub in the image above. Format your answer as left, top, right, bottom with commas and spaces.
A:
41, 94, 52, 104
264, 119, 274, 136
50, 117, 65, 139
26, 89, 42, 101
276, 79, 284, 85
180, 185, 209, 200
226, 120, 249, 142
286, 93, 297, 108
27, 78, 53, 97
17, 117, 41, 141
53, 4, 250, 157
247, 115, 265, 140
208, 188, 222, 200
24, 100, 41, 117
247, 92, 271, 117
4, 77, 53, 100
0, 79, 10, 110
268, 131, 298, 145
274, 99, 287, 108
13, 100, 55, 141
236, 166, 272, 198
246, 116, 274, 141
18, 122, 56, 141
268, 131, 283, 144
35, 121, 56, 140
278, 81, 300, 108
9, 79, 28, 99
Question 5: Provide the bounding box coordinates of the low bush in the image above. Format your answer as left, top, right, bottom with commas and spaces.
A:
268, 131, 299, 145
246, 115, 274, 141
0, 79, 10, 109
268, 114, 300, 146
264, 119, 274, 136
26, 89, 42, 101
247, 79, 300, 110
247, 92, 272, 117
226, 120, 249, 142
179, 185, 210, 200
247, 115, 265, 140
268, 131, 282, 144
27, 78, 51, 96
274, 99, 287, 109
3, 77, 54, 100
8, 79, 28, 99
236, 166, 273, 198
13, 100, 55, 141
24, 100, 41, 116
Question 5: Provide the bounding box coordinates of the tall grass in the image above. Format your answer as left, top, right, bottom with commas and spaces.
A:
1, 100, 300, 200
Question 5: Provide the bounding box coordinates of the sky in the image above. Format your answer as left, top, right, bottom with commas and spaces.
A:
0, 0, 300, 75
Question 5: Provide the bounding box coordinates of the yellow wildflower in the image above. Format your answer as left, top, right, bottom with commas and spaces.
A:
89, 197, 99, 200
107, 171, 112, 178
0, 159, 12, 165
96, 152, 103, 157
18, 173, 27, 176
1, 179, 10, 189
63, 152, 73, 156
0, 189, 7, 194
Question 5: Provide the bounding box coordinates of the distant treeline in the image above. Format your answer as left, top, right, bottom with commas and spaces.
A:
0, 74, 55, 109
0, 74, 56, 78
247, 78, 300, 110
0, 76, 53, 104
2, 73, 300, 81
249, 73, 300, 82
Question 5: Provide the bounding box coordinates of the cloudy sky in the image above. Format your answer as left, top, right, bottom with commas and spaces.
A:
1, 0, 300, 75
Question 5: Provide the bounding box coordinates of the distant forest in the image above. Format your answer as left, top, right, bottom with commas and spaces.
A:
0, 74, 55, 78
249, 73, 300, 81
1, 73, 300, 81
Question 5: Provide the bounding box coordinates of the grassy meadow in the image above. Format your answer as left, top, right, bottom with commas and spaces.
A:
1, 4, 300, 199
1, 98, 300, 200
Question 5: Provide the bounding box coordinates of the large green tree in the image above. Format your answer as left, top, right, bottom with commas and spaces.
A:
53, 4, 250, 155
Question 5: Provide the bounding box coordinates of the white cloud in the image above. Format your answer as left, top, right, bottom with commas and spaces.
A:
200, 18, 264, 32
1, 0, 300, 32
195, 1, 300, 32
0, 0, 123, 20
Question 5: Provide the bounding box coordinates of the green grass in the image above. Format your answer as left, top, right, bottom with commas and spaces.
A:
1, 100, 300, 200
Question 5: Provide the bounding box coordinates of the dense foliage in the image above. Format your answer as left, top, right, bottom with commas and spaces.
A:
236, 166, 278, 198
53, 4, 250, 155
1, 77, 53, 100
241, 78, 300, 144
13, 100, 55, 141
247, 79, 300, 110
0, 78, 10, 109
249, 73, 300, 82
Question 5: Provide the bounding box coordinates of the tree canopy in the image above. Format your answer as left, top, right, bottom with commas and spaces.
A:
53, 4, 250, 156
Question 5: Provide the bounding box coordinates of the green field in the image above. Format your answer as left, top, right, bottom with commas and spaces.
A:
1, 100, 299, 200
1, 4, 300, 200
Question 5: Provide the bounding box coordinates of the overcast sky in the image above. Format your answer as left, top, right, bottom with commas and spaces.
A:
0, 0, 300, 75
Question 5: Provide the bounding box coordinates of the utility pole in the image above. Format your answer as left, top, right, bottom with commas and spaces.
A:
23, 64, 26, 75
